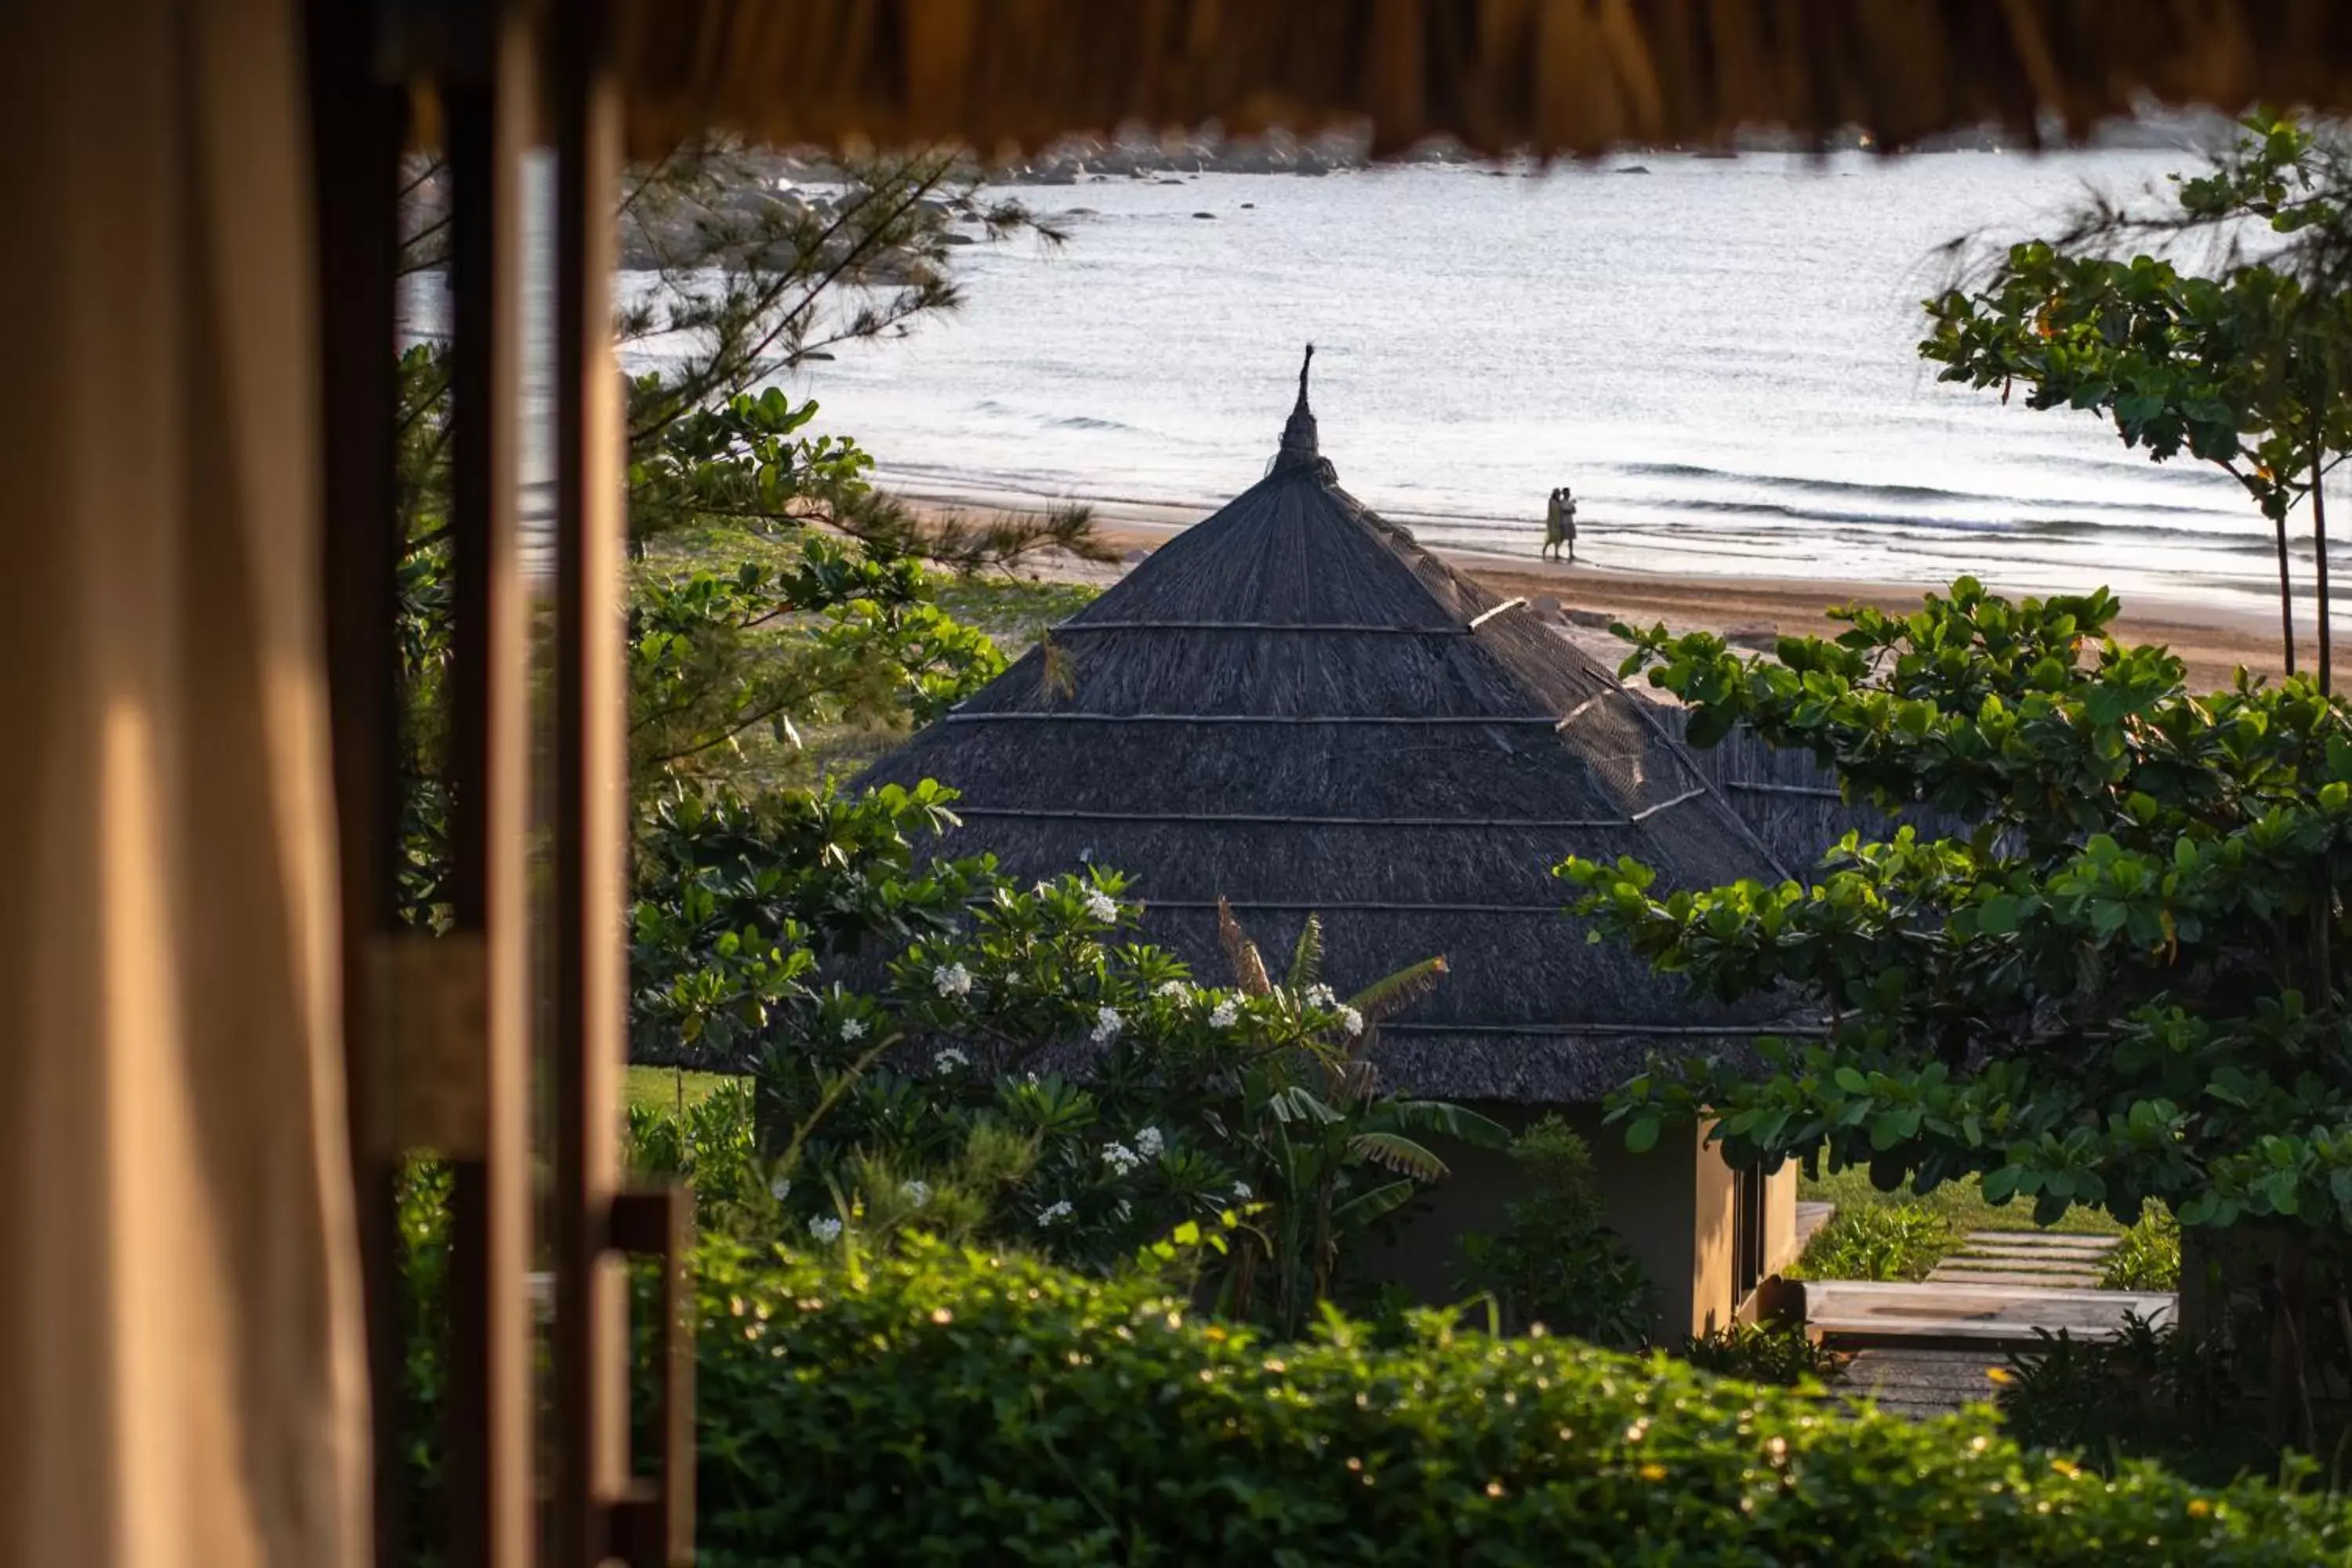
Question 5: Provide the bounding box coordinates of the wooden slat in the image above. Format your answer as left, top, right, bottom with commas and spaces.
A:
550, 0, 647, 1558
306, 0, 408, 1556
443, 13, 536, 1565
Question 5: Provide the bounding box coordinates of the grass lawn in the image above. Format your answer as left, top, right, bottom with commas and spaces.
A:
1789, 1163, 2128, 1282
1798, 1163, 2123, 1236
626, 1063, 734, 1116
924, 573, 1099, 655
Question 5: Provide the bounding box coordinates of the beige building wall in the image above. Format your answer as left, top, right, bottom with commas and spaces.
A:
1356, 1103, 1797, 1341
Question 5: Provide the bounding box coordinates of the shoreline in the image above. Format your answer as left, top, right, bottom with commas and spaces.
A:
902, 485, 2296, 691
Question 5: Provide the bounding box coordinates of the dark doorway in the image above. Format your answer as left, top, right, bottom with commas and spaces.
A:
1733, 1163, 1768, 1317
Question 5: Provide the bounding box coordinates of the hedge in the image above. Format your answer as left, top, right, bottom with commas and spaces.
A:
688, 1239, 2352, 1566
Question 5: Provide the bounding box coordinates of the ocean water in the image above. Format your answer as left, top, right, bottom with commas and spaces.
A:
729, 151, 2342, 618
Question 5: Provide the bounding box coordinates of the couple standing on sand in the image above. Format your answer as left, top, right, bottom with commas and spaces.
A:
1542, 485, 1578, 562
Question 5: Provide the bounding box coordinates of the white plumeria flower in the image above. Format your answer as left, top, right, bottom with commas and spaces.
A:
768, 1173, 792, 1202
1305, 983, 1338, 1008
932, 963, 972, 997
901, 1180, 932, 1210
1083, 887, 1120, 924
1154, 978, 1192, 1000
1338, 1006, 1365, 1037
1091, 1005, 1125, 1044
1134, 1126, 1164, 1159
838, 1016, 867, 1042
1037, 1200, 1074, 1228
1209, 998, 1240, 1029
1034, 880, 1053, 897
1232, 1181, 1253, 1200
1102, 1143, 1141, 1175
807, 1216, 844, 1243
932, 1046, 971, 1074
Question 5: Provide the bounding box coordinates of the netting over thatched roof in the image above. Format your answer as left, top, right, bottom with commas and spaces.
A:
860, 358, 1810, 1103
617, 0, 2352, 158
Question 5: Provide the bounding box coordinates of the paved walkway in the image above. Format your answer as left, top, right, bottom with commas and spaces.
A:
1805, 1275, 2176, 1421
1835, 1346, 2013, 1421
1923, 1229, 2118, 1289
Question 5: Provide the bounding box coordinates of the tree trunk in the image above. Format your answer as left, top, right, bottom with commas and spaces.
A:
2264, 1235, 2318, 1452
2317, 451, 2335, 695
2278, 512, 2301, 677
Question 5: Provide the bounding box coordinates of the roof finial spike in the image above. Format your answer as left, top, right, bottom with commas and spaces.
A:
1276, 342, 1319, 468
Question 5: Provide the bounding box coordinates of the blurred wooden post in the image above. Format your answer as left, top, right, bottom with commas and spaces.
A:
306, 0, 408, 1558
445, 8, 537, 1566
550, 0, 628, 1559
553, 2, 695, 1563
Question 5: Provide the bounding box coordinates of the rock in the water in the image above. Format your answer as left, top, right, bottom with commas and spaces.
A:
1617, 164, 1651, 174
1533, 595, 1563, 619
1726, 626, 1780, 652
1192, 211, 1217, 220
1564, 608, 1617, 630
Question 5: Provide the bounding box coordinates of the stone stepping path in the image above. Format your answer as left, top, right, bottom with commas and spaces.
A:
1835, 1347, 2013, 1421
1925, 1229, 2118, 1289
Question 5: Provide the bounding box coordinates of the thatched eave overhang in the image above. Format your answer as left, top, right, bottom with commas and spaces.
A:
612, 1, 2352, 159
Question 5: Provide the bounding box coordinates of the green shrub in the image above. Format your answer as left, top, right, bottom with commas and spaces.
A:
689, 1238, 2352, 1566
2100, 1208, 2182, 1292
1788, 1202, 1955, 1282
1994, 1315, 2279, 1484
1453, 1115, 1653, 1346
1678, 1320, 1838, 1386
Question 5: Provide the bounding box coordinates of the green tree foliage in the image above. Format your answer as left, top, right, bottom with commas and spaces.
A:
389, 147, 1109, 925
1453, 1115, 1654, 1345
1922, 113, 2352, 687
1559, 579, 2352, 1436
652, 842, 1504, 1335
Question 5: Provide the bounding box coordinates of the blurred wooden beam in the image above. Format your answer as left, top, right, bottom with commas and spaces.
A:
305, 0, 408, 1560
443, 7, 535, 1565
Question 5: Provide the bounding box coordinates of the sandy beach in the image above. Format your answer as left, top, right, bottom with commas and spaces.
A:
911, 490, 2296, 693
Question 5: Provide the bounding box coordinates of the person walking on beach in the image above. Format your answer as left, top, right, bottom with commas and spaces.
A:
1542, 486, 1579, 562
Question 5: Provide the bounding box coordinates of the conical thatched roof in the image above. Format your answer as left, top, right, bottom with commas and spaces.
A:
618, 0, 2352, 158
861, 356, 1806, 1102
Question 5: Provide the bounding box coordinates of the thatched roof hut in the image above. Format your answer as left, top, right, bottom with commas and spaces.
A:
863, 354, 1806, 1103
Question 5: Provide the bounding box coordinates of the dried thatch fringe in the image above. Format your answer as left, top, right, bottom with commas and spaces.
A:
1056, 622, 1470, 635
613, 0, 2352, 158
1145, 900, 1570, 913
954, 808, 1632, 828
942, 712, 1567, 726
1381, 1021, 1826, 1038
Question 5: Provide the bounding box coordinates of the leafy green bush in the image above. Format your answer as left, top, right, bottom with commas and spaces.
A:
2100, 1207, 2182, 1292
1678, 1321, 1839, 1386
1788, 1202, 1955, 1282
1993, 1315, 2278, 1484
688, 1238, 2352, 1566
1454, 1115, 1653, 1346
